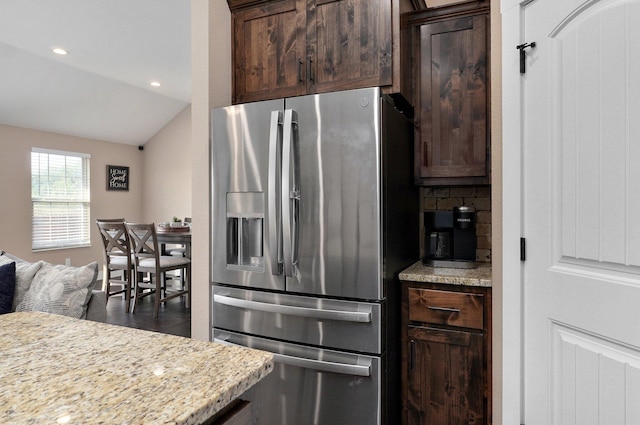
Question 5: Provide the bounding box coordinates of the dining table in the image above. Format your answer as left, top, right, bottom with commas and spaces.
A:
156, 225, 192, 257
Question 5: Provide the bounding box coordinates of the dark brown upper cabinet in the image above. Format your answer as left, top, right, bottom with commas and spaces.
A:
229, 0, 307, 102
228, 0, 413, 104
407, 3, 490, 185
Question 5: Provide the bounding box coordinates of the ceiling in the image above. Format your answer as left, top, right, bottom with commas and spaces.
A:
0, 0, 191, 146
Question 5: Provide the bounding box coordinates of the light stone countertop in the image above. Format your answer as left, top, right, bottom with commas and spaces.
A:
399, 261, 492, 287
0, 311, 273, 425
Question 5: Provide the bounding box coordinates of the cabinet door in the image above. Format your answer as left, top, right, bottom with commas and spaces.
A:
416, 14, 489, 184
309, 0, 392, 94
231, 0, 307, 103
406, 326, 485, 425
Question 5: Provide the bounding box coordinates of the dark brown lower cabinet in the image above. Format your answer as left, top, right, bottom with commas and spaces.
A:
401, 282, 491, 425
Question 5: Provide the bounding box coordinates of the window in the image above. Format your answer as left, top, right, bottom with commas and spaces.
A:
31, 148, 90, 250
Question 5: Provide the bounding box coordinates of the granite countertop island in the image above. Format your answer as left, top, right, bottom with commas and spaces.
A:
0, 311, 273, 425
399, 261, 492, 287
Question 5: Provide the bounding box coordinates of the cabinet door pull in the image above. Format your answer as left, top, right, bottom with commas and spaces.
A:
298, 58, 304, 82
427, 306, 461, 313
307, 57, 314, 82
410, 339, 416, 370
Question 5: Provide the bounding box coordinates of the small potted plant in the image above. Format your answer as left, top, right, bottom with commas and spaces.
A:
170, 216, 183, 227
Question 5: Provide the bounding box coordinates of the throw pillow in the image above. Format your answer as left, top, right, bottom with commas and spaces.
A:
16, 261, 98, 319
0, 251, 29, 264
0, 254, 13, 266
0, 253, 44, 311
0, 262, 16, 314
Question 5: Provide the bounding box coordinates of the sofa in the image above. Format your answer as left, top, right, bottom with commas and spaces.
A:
0, 251, 107, 322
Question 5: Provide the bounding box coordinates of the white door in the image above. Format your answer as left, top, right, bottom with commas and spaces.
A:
523, 0, 640, 423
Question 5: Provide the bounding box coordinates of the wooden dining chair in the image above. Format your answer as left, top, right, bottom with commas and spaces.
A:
96, 218, 134, 312
125, 222, 191, 318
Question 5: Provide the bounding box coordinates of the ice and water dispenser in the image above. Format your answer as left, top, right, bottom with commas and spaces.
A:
226, 192, 264, 270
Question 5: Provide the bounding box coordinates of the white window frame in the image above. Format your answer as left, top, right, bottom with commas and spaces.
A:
31, 148, 91, 251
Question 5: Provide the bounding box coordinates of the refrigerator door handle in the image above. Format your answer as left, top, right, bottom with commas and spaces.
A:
281, 109, 299, 278
268, 110, 283, 275
214, 336, 372, 377
214, 294, 372, 323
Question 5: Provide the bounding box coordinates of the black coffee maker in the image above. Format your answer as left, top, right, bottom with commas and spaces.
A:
423, 206, 477, 268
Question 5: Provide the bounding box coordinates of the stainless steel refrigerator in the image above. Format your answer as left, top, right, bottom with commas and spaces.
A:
210, 87, 418, 425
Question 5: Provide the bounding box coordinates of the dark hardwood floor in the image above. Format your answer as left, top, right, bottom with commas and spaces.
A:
104, 288, 191, 338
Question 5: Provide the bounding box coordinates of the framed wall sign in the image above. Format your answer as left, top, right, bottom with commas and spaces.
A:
107, 165, 129, 191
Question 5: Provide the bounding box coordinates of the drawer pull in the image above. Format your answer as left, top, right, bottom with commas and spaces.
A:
427, 306, 461, 313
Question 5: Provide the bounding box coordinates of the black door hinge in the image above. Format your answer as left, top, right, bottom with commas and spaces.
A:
516, 42, 536, 74
520, 237, 526, 261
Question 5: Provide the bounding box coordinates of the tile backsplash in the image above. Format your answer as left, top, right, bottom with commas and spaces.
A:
420, 186, 492, 263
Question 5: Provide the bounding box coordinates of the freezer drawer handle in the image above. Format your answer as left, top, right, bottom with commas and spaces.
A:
214, 294, 372, 323
214, 337, 371, 377
272, 352, 371, 377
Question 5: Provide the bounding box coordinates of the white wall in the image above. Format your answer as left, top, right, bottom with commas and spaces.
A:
190, 0, 232, 341
141, 104, 192, 225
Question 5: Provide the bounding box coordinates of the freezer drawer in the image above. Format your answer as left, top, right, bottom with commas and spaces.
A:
213, 329, 383, 425
213, 285, 384, 354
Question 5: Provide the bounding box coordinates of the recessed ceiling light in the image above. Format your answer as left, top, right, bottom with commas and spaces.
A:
150, 81, 161, 87
52, 48, 69, 55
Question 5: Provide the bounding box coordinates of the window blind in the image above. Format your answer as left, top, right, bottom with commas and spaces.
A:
31, 148, 91, 250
